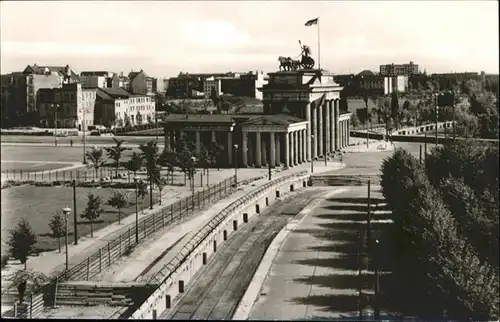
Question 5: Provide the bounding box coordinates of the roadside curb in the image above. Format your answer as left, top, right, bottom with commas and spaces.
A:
232, 187, 349, 320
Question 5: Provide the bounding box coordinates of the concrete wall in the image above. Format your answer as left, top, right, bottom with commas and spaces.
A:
390, 121, 455, 136
129, 172, 311, 319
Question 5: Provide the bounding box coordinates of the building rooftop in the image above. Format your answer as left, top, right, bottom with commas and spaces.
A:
162, 113, 304, 125
23, 64, 80, 81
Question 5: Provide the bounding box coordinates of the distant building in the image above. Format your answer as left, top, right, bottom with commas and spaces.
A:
358, 70, 408, 95
110, 71, 130, 90
379, 61, 419, 76
95, 88, 155, 127
128, 69, 155, 95
203, 76, 222, 98
1, 64, 79, 127
217, 71, 267, 100
38, 83, 96, 130
80, 71, 114, 89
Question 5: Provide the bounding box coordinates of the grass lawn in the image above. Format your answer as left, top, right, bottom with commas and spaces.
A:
1, 185, 158, 255
0, 162, 72, 172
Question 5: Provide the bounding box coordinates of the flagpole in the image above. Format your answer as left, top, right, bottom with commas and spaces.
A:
317, 18, 321, 70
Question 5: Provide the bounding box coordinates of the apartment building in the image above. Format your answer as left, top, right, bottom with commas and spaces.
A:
1, 64, 79, 126
110, 72, 130, 90
95, 88, 155, 127
128, 69, 155, 95
379, 61, 419, 76
38, 82, 96, 130
80, 71, 114, 88
358, 70, 408, 95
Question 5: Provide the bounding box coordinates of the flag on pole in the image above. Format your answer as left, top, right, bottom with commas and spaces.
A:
305, 17, 319, 26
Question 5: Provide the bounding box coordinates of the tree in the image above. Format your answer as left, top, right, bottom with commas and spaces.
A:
139, 140, 160, 209
210, 87, 219, 107
146, 114, 153, 124
210, 141, 225, 170
137, 180, 148, 213
104, 138, 130, 177
124, 152, 142, 179
7, 270, 47, 304
136, 111, 143, 125
159, 149, 177, 184
124, 113, 131, 128
48, 212, 66, 253
402, 99, 410, 110
151, 169, 167, 205
85, 147, 105, 179
356, 108, 368, 128
390, 92, 400, 129
7, 219, 37, 270
81, 191, 103, 237
197, 146, 212, 185
350, 113, 360, 128
107, 190, 130, 225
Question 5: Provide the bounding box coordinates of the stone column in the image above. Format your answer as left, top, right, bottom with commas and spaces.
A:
297, 131, 302, 163
227, 131, 233, 164
312, 104, 317, 159
347, 120, 350, 146
211, 131, 216, 144
242, 131, 248, 167
284, 132, 290, 168
255, 132, 262, 167
195, 131, 201, 155
293, 131, 298, 165
269, 132, 276, 168
318, 103, 324, 157
275, 133, 281, 166
325, 100, 331, 155
306, 103, 312, 161
334, 100, 340, 151
302, 129, 307, 163
330, 100, 335, 152
342, 121, 346, 148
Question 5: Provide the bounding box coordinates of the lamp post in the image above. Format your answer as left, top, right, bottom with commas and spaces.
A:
82, 107, 87, 164
62, 207, 72, 272
72, 180, 78, 245
374, 239, 381, 320
434, 92, 439, 146
233, 144, 239, 185
134, 176, 139, 244
190, 156, 197, 193
310, 135, 314, 174
52, 103, 60, 147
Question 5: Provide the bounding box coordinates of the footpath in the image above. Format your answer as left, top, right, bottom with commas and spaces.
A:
0, 169, 267, 285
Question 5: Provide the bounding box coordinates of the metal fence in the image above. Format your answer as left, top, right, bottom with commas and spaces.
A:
1, 166, 227, 189
1, 175, 265, 318
147, 170, 309, 285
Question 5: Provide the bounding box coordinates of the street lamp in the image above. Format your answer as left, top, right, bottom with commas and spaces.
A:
190, 156, 197, 193
51, 103, 60, 147
82, 107, 87, 164
374, 239, 381, 320
72, 180, 78, 245
310, 135, 314, 174
62, 207, 72, 272
134, 176, 139, 244
233, 144, 239, 185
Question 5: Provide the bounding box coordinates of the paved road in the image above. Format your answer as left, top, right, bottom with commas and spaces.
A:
160, 189, 320, 320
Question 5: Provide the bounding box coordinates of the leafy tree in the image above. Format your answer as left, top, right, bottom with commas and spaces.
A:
139, 140, 160, 209
151, 169, 167, 205
356, 108, 368, 128
107, 190, 130, 225
7, 270, 47, 304
116, 117, 124, 128
197, 146, 212, 185
85, 147, 105, 179
210, 141, 225, 170
390, 92, 400, 129
146, 114, 153, 124
350, 113, 360, 128
124, 152, 143, 179
104, 138, 130, 177
159, 149, 177, 184
48, 212, 66, 253
7, 219, 37, 270
136, 111, 143, 125
81, 191, 103, 237
137, 180, 148, 213
210, 87, 219, 107
124, 114, 131, 128
402, 99, 410, 110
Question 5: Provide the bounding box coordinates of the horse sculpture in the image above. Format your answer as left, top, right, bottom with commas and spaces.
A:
278, 41, 315, 71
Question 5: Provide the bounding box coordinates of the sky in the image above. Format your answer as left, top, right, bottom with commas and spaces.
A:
1, 1, 498, 78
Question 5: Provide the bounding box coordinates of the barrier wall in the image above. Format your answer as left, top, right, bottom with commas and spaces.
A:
390, 121, 455, 136
129, 172, 311, 319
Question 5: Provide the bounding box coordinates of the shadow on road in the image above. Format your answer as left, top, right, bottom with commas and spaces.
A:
289, 194, 402, 317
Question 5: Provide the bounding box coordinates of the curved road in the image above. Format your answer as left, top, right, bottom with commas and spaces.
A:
159, 189, 321, 320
